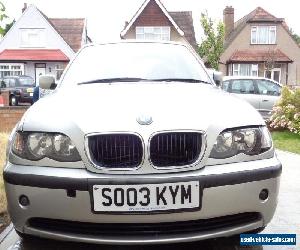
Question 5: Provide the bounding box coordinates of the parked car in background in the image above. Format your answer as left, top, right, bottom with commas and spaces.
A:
0, 75, 35, 106
4, 41, 281, 245
222, 76, 282, 119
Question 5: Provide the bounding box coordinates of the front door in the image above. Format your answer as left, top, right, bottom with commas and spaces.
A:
35, 63, 46, 86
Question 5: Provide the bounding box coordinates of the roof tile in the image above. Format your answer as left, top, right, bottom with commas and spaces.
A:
229, 49, 292, 63
49, 18, 85, 52
169, 11, 197, 50
0, 49, 69, 61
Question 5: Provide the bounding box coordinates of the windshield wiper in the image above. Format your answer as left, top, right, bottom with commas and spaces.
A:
78, 77, 212, 85
77, 77, 150, 85
151, 78, 211, 84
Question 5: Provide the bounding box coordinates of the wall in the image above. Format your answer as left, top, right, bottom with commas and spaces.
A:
0, 107, 28, 132
0, 91, 10, 106
23, 61, 62, 84
134, 0, 171, 26
122, 0, 189, 47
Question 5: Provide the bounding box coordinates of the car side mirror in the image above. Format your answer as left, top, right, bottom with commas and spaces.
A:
213, 71, 223, 87
39, 75, 57, 90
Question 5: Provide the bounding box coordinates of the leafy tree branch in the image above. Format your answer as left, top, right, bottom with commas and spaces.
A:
0, 1, 8, 36
198, 12, 225, 70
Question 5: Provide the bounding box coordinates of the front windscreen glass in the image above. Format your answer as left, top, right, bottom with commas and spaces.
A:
18, 77, 35, 87
61, 43, 211, 86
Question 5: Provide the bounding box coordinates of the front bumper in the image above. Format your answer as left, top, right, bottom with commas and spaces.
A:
3, 156, 281, 245
19, 94, 33, 103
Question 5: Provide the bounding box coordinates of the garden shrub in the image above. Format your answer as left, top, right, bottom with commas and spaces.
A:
269, 86, 300, 134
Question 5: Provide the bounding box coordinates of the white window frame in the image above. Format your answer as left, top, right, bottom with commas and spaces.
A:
264, 68, 281, 83
251, 26, 276, 44
0, 63, 24, 77
20, 28, 46, 48
55, 64, 65, 81
232, 64, 258, 76
136, 26, 170, 41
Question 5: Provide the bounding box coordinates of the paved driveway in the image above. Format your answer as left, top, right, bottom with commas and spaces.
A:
0, 150, 299, 250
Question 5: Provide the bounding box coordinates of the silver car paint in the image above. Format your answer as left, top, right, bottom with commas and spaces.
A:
5, 159, 280, 244
4, 42, 281, 244
222, 76, 281, 119
10, 83, 265, 174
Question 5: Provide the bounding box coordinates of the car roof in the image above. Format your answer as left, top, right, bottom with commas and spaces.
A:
223, 76, 282, 86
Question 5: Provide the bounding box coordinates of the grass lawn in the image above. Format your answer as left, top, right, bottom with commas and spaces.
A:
271, 131, 300, 154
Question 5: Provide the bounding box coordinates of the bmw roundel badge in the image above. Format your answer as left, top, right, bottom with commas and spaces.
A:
137, 114, 153, 125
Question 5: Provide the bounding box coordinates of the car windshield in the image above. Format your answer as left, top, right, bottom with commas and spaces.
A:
18, 77, 35, 87
61, 42, 211, 86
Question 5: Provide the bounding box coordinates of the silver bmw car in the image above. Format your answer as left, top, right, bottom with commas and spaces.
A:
3, 41, 281, 245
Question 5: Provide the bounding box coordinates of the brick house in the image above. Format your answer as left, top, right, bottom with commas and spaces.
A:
120, 0, 197, 50
0, 4, 90, 85
220, 6, 300, 86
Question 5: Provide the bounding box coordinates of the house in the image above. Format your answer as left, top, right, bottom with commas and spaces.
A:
0, 3, 90, 84
220, 6, 300, 86
120, 0, 197, 51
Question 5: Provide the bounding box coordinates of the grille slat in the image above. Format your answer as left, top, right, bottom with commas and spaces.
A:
88, 134, 143, 168
150, 132, 202, 167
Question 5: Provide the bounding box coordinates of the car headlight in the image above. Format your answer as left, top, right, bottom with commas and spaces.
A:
209, 126, 272, 159
12, 132, 81, 162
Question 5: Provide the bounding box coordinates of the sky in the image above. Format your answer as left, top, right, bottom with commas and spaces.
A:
2, 0, 300, 43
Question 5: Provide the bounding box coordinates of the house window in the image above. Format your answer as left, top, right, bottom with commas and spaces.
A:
0, 63, 24, 77
136, 26, 170, 41
20, 28, 45, 47
265, 68, 281, 83
232, 64, 258, 76
251, 26, 276, 44
55, 64, 65, 80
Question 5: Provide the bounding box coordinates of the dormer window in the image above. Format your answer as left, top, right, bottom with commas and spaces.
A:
251, 26, 276, 44
136, 26, 170, 41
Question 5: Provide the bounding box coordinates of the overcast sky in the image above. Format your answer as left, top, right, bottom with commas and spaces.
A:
2, 0, 300, 43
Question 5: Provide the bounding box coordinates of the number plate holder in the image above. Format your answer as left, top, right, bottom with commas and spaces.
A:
89, 179, 202, 214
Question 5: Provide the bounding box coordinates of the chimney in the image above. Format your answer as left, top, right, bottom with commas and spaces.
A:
223, 6, 234, 38
22, 3, 27, 13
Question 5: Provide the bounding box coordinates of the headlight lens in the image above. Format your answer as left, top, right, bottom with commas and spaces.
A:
209, 126, 272, 159
12, 132, 81, 162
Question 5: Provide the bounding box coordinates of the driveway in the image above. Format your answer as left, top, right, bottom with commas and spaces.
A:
0, 150, 299, 250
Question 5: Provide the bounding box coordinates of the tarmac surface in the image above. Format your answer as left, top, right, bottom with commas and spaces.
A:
0, 150, 299, 250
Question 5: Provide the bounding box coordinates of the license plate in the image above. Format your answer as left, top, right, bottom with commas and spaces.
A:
29, 93, 33, 97
92, 181, 200, 213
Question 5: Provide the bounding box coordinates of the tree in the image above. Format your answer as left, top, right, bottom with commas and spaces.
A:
3, 19, 15, 36
289, 28, 300, 44
198, 12, 225, 70
264, 48, 277, 72
0, 1, 8, 36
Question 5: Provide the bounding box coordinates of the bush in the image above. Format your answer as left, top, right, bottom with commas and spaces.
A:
269, 86, 300, 134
